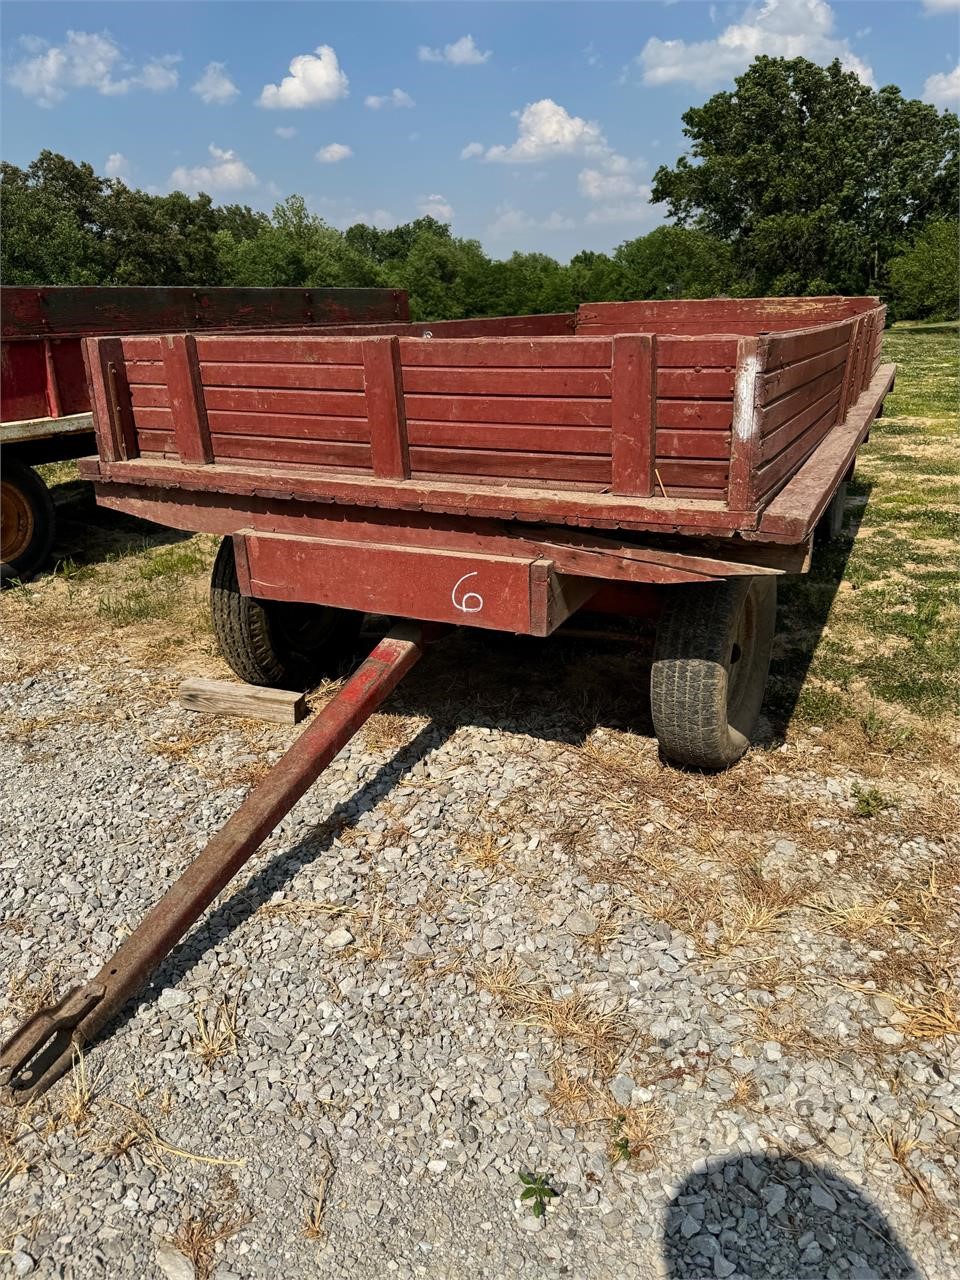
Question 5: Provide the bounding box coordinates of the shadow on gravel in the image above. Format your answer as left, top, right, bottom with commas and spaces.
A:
663, 1151, 919, 1279
100, 721, 453, 1040
760, 480, 871, 748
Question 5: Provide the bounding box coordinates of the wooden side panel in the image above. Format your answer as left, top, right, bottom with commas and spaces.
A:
653, 337, 737, 498
1, 286, 408, 339
576, 296, 881, 336
748, 312, 885, 509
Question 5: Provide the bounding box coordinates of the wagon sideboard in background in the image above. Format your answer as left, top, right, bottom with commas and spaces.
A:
77, 295, 898, 769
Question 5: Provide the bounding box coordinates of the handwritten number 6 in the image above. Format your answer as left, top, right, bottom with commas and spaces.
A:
452, 572, 483, 614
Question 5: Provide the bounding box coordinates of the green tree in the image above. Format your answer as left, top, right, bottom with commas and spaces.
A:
887, 220, 960, 321
613, 227, 740, 299
652, 56, 959, 296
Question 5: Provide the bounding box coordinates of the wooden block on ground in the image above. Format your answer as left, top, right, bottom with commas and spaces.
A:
179, 678, 306, 725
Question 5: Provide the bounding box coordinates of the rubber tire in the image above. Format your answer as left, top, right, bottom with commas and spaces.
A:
1, 461, 55, 586
209, 537, 364, 689
650, 577, 777, 770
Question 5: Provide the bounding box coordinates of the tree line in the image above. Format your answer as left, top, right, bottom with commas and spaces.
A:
2, 57, 957, 321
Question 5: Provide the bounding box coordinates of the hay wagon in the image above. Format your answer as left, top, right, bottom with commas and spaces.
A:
0, 285, 407, 582
1, 295, 894, 1102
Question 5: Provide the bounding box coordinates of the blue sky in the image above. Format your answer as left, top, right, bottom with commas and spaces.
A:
2, 1, 958, 261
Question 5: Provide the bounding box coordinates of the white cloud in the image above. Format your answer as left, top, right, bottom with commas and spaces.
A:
104, 152, 129, 179
636, 0, 875, 90
275, 126, 297, 139
170, 144, 258, 193
585, 195, 657, 226
488, 205, 575, 237
192, 61, 239, 105
417, 193, 454, 221
924, 62, 960, 105
922, 0, 960, 10
257, 45, 348, 108
578, 168, 638, 200
468, 99, 607, 163
418, 34, 491, 65
365, 87, 415, 110
315, 143, 352, 164
7, 30, 180, 107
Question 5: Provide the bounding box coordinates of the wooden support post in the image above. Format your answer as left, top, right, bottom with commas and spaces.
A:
726, 336, 763, 512
81, 337, 138, 462
43, 339, 63, 419
363, 336, 409, 479
837, 317, 864, 419
610, 334, 655, 497
163, 334, 213, 465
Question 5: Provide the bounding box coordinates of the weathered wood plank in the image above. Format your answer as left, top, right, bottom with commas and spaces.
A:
725, 337, 762, 512
610, 334, 655, 497
202, 386, 367, 417
194, 336, 364, 364
655, 400, 732, 429
758, 342, 847, 402
404, 393, 612, 427
401, 367, 612, 396
179, 677, 306, 724
398, 337, 611, 369
363, 335, 410, 480
82, 337, 138, 462
163, 334, 213, 465
211, 435, 372, 468
200, 361, 365, 391
406, 421, 611, 454
757, 363, 846, 435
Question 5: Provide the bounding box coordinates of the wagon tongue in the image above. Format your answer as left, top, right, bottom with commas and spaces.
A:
0, 984, 106, 1104
0, 623, 426, 1107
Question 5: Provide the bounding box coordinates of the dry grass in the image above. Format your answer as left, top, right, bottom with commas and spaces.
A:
51, 1047, 100, 1135
363, 712, 415, 752
95, 1101, 245, 1173
4, 970, 60, 1022
458, 831, 508, 874
171, 1203, 253, 1280
190, 996, 240, 1069
475, 961, 634, 1077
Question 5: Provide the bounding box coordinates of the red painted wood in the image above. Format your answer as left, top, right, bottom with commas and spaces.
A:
1, 286, 408, 339
211, 436, 372, 469
762, 319, 854, 370
363, 336, 410, 480
576, 297, 879, 336
655, 400, 732, 429
82, 337, 138, 461
193, 336, 364, 364
163, 334, 213, 465
726, 336, 763, 512
752, 363, 896, 542
408, 447, 611, 483
201, 386, 367, 417
656, 368, 735, 397
758, 341, 848, 402
129, 384, 170, 408
759, 386, 842, 464
398, 337, 610, 368
83, 453, 745, 529
200, 361, 365, 391
757, 362, 846, 436
406, 422, 612, 454
207, 411, 369, 442
653, 459, 728, 489
404, 394, 612, 427
302, 313, 577, 339
401, 367, 612, 397
610, 334, 655, 498
754, 401, 839, 502
656, 429, 731, 460
240, 532, 543, 633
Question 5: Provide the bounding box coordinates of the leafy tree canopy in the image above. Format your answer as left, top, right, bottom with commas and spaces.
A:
651, 56, 959, 296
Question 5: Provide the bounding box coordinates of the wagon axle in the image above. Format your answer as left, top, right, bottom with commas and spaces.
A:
0, 623, 426, 1105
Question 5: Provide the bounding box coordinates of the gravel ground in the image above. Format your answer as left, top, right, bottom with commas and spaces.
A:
1, 626, 958, 1280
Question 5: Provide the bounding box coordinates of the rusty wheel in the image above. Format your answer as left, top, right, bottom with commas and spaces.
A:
1, 461, 55, 585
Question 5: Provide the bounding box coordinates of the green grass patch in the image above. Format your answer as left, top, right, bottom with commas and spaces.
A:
138, 543, 209, 581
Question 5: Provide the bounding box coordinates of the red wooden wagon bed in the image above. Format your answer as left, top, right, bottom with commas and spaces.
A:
77, 294, 893, 770
1, 294, 895, 1103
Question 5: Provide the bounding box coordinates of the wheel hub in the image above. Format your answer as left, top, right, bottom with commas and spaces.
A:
1, 479, 34, 565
